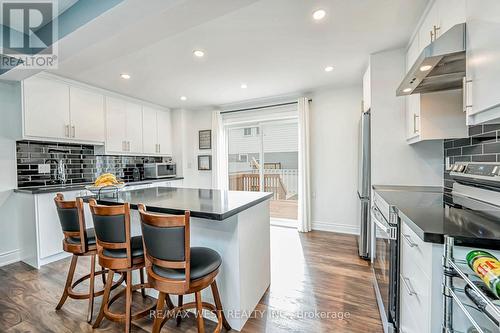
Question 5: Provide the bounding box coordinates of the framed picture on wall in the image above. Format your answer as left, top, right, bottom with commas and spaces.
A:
198, 155, 212, 171
199, 130, 212, 150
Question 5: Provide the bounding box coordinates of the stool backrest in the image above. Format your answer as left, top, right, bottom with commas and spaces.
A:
54, 193, 88, 252
88, 198, 132, 266
138, 204, 191, 290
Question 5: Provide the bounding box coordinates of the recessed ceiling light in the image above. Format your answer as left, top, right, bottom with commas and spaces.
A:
403, 88, 412, 93
180, 96, 187, 101
420, 65, 432, 72
120, 73, 131, 79
313, 9, 326, 21
241, 83, 248, 89
193, 50, 205, 58
324, 66, 334, 72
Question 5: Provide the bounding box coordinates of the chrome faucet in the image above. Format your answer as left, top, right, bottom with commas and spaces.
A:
45, 159, 67, 184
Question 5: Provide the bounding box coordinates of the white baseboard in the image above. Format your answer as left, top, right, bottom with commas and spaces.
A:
312, 221, 360, 235
0, 249, 21, 267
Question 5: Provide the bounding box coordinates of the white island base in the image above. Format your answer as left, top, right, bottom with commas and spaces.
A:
128, 200, 271, 331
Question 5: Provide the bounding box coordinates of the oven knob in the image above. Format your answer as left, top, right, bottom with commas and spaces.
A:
458, 165, 466, 172
494, 166, 499, 175
452, 164, 458, 172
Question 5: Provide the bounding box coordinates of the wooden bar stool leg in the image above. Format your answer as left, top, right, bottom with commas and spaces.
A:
176, 295, 183, 326
195, 291, 205, 333
86, 254, 96, 323
139, 267, 146, 297
93, 268, 114, 329
152, 292, 166, 333
56, 255, 78, 310
211, 280, 231, 330
125, 271, 132, 333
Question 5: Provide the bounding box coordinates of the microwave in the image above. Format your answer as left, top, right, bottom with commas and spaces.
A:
144, 162, 177, 179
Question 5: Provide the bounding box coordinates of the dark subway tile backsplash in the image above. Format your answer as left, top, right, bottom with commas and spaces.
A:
16, 140, 163, 188
444, 124, 500, 189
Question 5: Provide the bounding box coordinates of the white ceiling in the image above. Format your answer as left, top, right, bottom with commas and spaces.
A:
46, 0, 428, 109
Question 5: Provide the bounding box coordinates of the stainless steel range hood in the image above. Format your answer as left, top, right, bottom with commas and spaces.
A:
396, 23, 466, 96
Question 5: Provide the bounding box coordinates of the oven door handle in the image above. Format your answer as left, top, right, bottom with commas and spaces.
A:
371, 206, 397, 240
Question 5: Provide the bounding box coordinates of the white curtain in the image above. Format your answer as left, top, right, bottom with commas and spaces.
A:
211, 110, 228, 190
297, 97, 312, 232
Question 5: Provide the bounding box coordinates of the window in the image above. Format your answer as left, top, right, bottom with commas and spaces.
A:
243, 128, 252, 136
238, 154, 248, 162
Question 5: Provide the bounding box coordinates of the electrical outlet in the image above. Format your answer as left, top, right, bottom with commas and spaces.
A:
38, 164, 51, 174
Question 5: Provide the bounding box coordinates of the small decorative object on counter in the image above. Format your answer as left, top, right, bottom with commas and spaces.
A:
466, 250, 500, 298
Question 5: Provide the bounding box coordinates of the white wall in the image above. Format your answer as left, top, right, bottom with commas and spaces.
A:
172, 108, 214, 189
309, 85, 362, 234
0, 81, 23, 266
370, 48, 443, 186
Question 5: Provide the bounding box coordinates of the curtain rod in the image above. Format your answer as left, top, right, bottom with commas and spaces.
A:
221, 98, 312, 114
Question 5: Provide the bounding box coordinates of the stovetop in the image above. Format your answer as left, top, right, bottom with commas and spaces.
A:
373, 185, 500, 249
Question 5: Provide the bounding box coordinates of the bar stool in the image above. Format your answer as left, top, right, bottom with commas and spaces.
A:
138, 204, 232, 333
54, 193, 121, 323
89, 199, 154, 333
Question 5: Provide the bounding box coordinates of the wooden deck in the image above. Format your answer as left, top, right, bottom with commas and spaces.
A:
0, 227, 383, 333
270, 199, 298, 220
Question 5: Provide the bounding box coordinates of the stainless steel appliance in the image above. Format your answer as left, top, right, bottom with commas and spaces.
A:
144, 162, 176, 179
357, 109, 371, 258
397, 23, 465, 96
371, 192, 399, 333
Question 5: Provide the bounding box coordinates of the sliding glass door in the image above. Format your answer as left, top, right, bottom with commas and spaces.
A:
227, 119, 298, 222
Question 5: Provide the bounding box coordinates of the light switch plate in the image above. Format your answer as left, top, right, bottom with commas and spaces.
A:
38, 164, 51, 174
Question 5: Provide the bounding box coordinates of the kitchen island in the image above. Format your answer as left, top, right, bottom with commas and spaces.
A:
88, 187, 273, 331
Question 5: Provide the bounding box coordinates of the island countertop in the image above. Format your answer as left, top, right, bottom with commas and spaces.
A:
84, 187, 274, 221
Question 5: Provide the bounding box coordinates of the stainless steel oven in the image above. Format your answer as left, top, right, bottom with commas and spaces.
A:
371, 196, 399, 333
144, 162, 176, 179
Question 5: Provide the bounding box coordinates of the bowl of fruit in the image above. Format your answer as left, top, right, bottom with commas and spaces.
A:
85, 173, 125, 194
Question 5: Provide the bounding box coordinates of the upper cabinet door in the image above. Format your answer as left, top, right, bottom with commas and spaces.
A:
466, 0, 500, 117
419, 1, 439, 52
157, 110, 172, 155
70, 87, 105, 142
362, 67, 371, 111
125, 102, 143, 154
438, 0, 465, 35
142, 106, 158, 155
23, 76, 70, 139
406, 36, 420, 72
105, 97, 127, 152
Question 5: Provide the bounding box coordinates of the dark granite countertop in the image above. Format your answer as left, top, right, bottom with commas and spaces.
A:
83, 187, 273, 221
373, 185, 500, 249
14, 177, 184, 194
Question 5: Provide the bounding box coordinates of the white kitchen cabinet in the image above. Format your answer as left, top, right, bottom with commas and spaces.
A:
362, 66, 371, 111
18, 189, 92, 269
105, 97, 143, 154
157, 109, 172, 155
465, 0, 500, 124
23, 76, 70, 140
125, 102, 143, 153
399, 221, 442, 333
418, 1, 439, 52
406, 90, 467, 144
142, 106, 173, 156
69, 86, 105, 142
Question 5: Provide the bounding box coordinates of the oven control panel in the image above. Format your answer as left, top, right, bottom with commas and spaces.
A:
450, 162, 500, 181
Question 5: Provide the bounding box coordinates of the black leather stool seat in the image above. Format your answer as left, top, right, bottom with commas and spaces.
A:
152, 247, 222, 281
67, 228, 97, 246
102, 236, 144, 258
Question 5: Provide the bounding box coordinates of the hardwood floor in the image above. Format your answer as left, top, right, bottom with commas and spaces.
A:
269, 200, 298, 220
0, 227, 382, 333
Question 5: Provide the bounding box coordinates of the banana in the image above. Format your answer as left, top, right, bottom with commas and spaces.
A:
93, 173, 123, 187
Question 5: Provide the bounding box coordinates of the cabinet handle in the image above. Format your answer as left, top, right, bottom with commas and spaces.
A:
158, 144, 160, 153
402, 233, 418, 247
463, 77, 473, 112
127, 141, 131, 152
71, 125, 75, 138
401, 275, 417, 296
413, 114, 419, 133
433, 25, 440, 40
65, 125, 70, 137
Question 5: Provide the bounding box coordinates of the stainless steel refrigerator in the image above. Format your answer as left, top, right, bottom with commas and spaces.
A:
357, 110, 371, 259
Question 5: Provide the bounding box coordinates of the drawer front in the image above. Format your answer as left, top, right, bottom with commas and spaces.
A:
401, 221, 432, 278
399, 281, 429, 333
